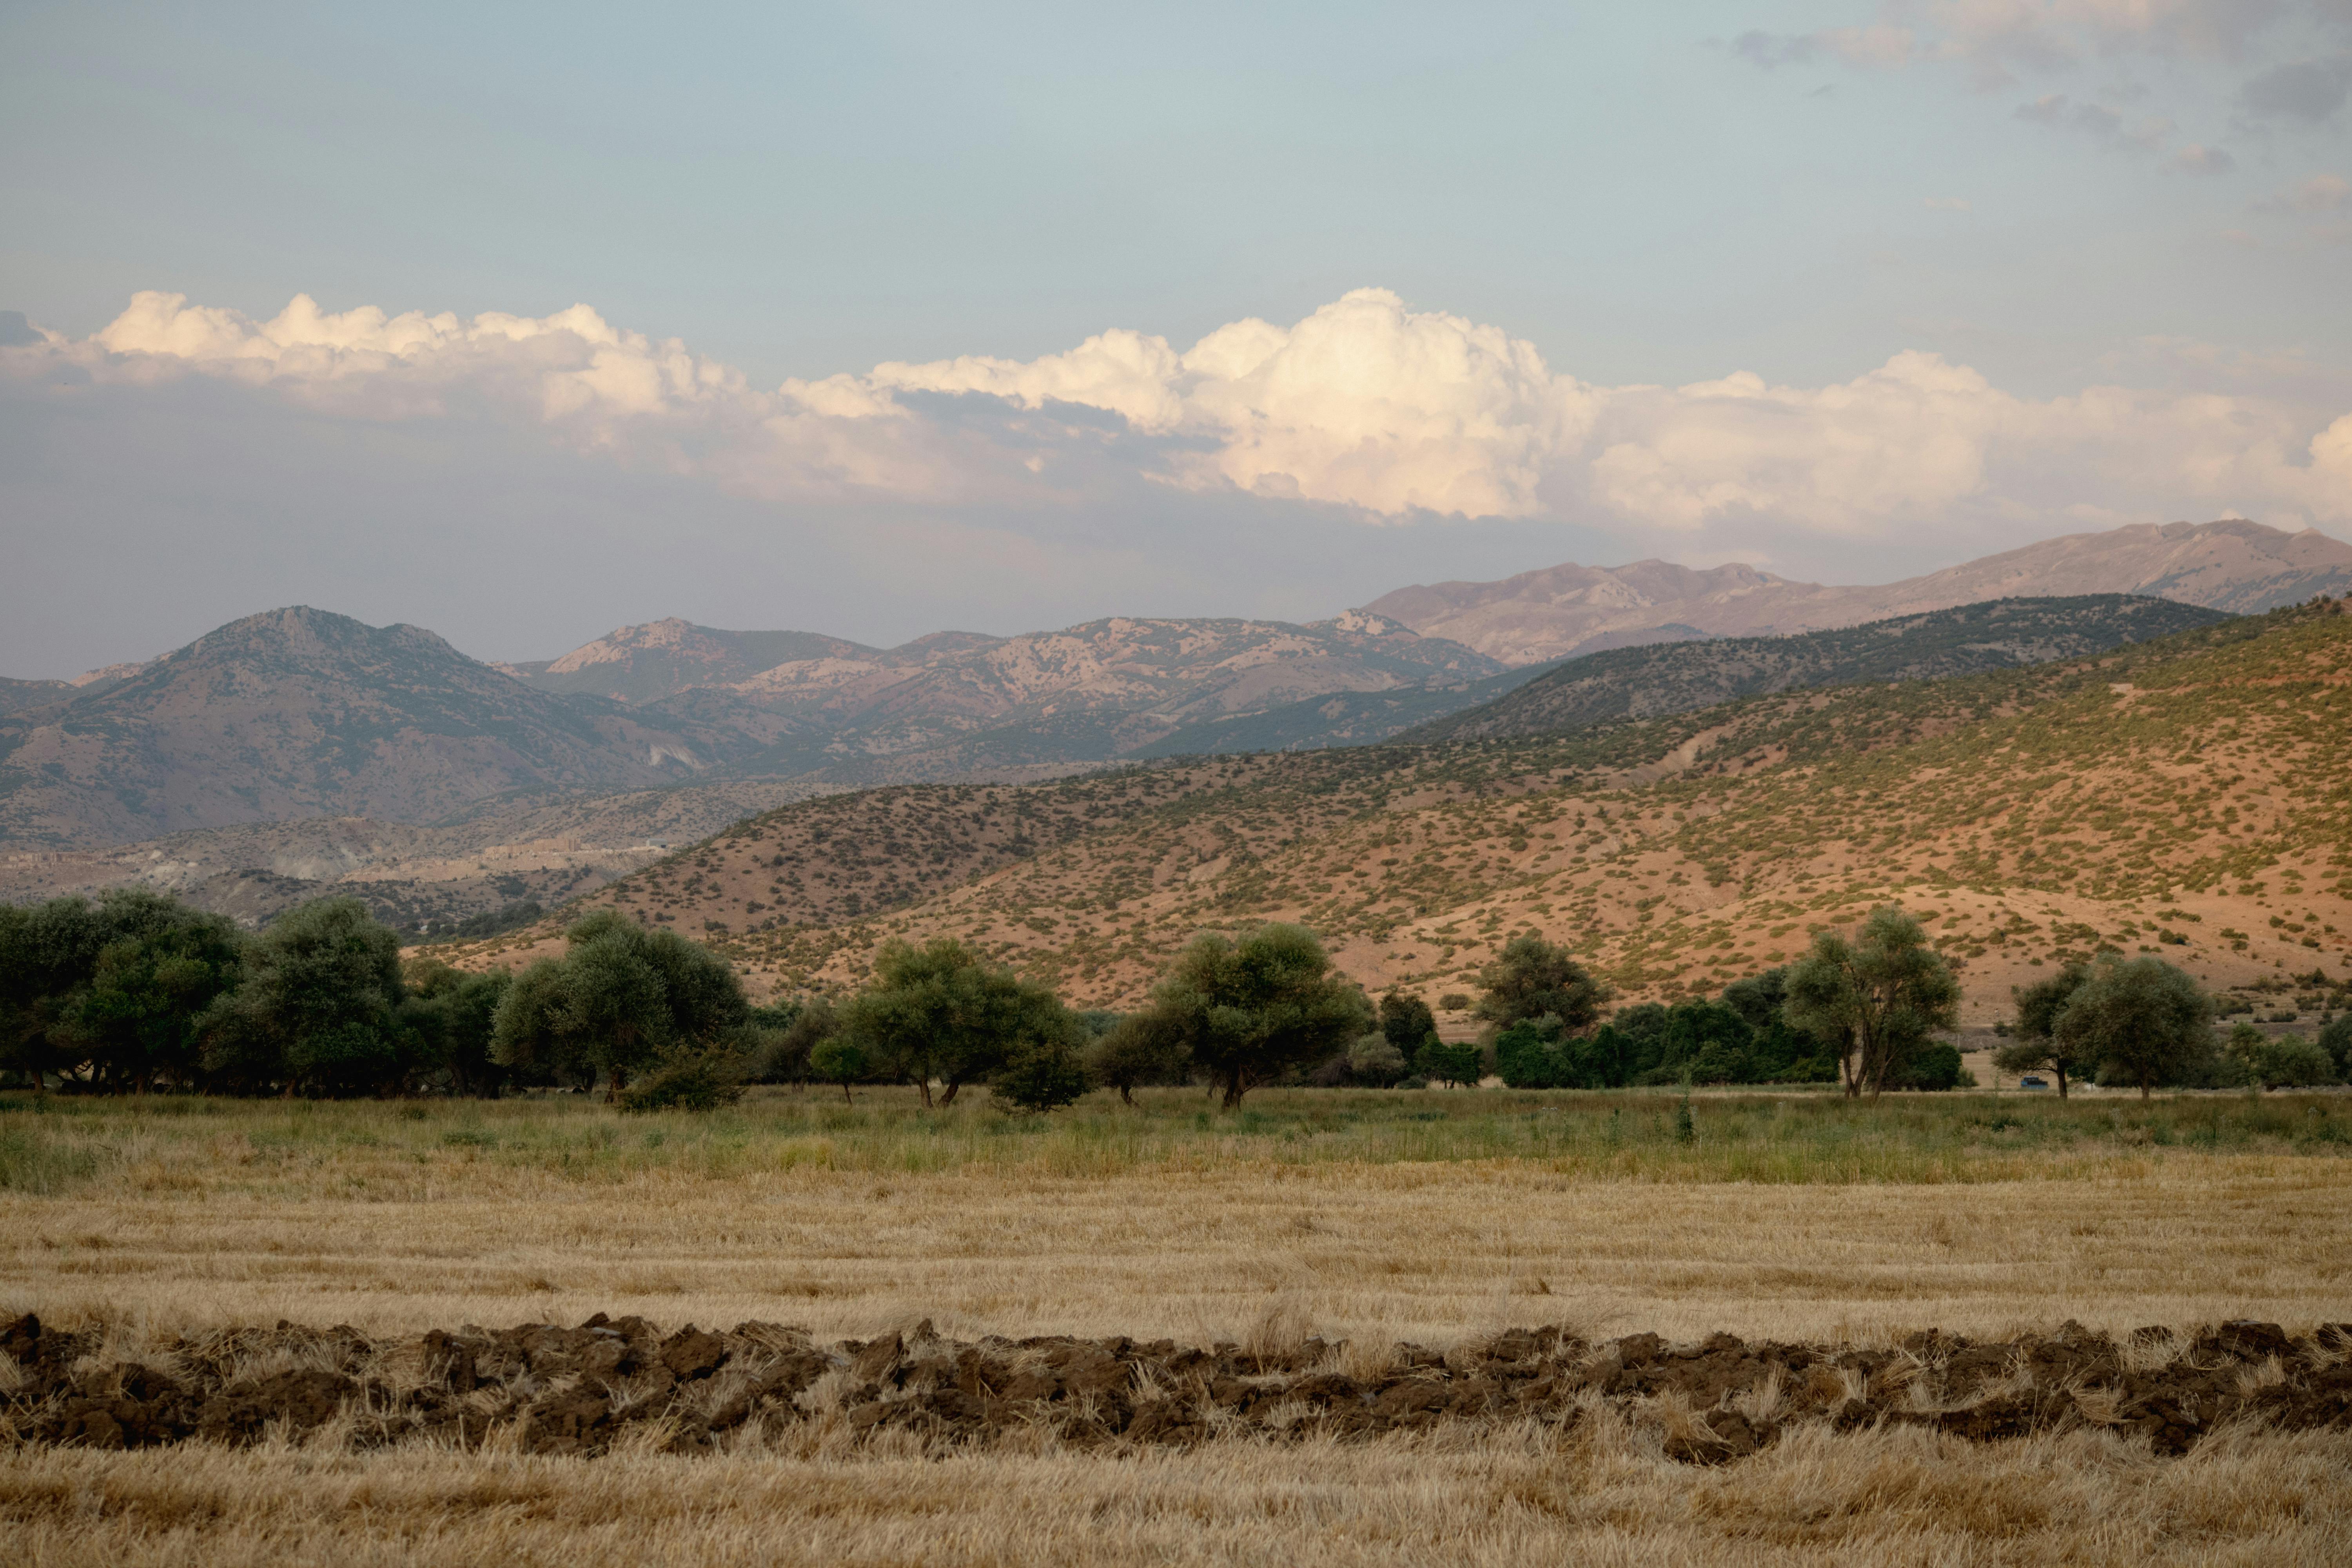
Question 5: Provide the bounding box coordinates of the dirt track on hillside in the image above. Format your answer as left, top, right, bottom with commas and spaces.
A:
7, 1312, 2348, 1462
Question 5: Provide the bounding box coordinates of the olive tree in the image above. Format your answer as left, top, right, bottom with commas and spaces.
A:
1783, 906, 1960, 1099
1085, 1009, 1191, 1105
2053, 954, 2212, 1100
838, 938, 1080, 1107
1993, 963, 2097, 1098
1131, 924, 1370, 1109
490, 911, 749, 1101
1472, 934, 1611, 1034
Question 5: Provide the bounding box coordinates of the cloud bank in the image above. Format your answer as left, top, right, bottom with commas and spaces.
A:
16, 285, 2348, 541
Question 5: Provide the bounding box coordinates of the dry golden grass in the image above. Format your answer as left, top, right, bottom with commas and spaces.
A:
6, 1092, 2349, 1347
4, 1417, 2348, 1566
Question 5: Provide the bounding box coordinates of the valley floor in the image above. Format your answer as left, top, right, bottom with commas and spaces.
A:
4, 1088, 2348, 1563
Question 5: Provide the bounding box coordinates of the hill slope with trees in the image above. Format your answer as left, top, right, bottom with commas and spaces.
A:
436, 600, 2352, 1028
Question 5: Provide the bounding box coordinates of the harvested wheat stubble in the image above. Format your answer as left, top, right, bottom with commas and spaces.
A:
8, 1310, 2349, 1464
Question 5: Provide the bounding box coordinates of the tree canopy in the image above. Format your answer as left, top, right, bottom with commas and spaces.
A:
1471, 934, 1611, 1034
837, 937, 1080, 1107
1783, 906, 1960, 1098
1994, 962, 2096, 1097
2053, 954, 2213, 1099
491, 910, 749, 1100
1132, 923, 1370, 1109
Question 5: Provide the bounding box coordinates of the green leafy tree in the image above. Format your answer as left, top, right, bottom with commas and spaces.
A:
198, 898, 410, 1096
490, 911, 749, 1101
1784, 906, 1961, 1099
1993, 963, 2096, 1098
1133, 924, 1370, 1109
58, 891, 246, 1091
1378, 990, 1438, 1055
810, 1036, 867, 1102
1472, 935, 1611, 1034
1086, 1009, 1191, 1105
2319, 1013, 2352, 1080
838, 938, 1080, 1107
1415, 1036, 1483, 1088
402, 959, 514, 1097
2055, 954, 2213, 1100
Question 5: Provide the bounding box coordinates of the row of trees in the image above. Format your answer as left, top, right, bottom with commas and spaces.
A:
1998, 955, 2350, 1096
10, 888, 2323, 1106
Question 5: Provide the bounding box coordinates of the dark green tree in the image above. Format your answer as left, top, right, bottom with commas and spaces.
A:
1472, 935, 1611, 1034
1085, 1009, 1191, 1105
1133, 924, 1371, 1109
401, 959, 514, 1096
810, 1036, 867, 1103
1994, 963, 2096, 1097
838, 938, 1080, 1107
2056, 954, 2213, 1100
38, 891, 245, 1091
198, 898, 410, 1096
1414, 1035, 1483, 1088
992, 1034, 1089, 1112
1784, 906, 1961, 1098
489, 911, 749, 1100
1378, 990, 1438, 1057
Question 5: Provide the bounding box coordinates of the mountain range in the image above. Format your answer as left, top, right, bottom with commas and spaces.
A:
4, 518, 2347, 933
1365, 519, 2352, 664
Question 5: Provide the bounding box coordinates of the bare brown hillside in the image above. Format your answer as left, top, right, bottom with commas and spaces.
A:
438, 602, 2352, 1026
1368, 519, 2352, 664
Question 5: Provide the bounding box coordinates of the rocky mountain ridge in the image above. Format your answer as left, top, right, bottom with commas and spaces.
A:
1367, 520, 2352, 665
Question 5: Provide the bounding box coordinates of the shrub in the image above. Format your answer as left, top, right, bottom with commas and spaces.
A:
991, 1037, 1089, 1113
617, 1047, 747, 1112
1414, 1037, 1482, 1088
1437, 993, 1470, 1012
1345, 1032, 1410, 1086
2251, 1034, 2338, 1089
2322, 1013, 2352, 1079
1493, 1018, 1567, 1088
1887, 1041, 1971, 1091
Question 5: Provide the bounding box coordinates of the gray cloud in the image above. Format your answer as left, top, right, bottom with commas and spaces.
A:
0, 312, 38, 348
2235, 54, 2352, 121
2170, 142, 2241, 173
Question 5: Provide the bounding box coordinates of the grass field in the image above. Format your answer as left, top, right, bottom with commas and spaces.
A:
5, 1086, 2350, 1563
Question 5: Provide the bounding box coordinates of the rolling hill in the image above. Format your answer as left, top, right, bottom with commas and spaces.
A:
437, 596, 2352, 1027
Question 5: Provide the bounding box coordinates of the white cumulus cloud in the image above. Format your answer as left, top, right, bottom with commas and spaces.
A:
9, 285, 2351, 541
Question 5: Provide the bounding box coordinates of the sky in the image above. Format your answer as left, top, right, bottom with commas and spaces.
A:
4, 1, 2350, 675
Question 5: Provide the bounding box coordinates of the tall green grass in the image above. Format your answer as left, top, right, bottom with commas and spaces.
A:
2, 1086, 2345, 1192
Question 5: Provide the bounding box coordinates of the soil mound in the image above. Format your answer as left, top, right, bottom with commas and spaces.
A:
6, 1312, 2348, 1462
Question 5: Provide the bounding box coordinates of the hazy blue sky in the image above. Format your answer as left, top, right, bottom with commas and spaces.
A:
5, 2, 2349, 673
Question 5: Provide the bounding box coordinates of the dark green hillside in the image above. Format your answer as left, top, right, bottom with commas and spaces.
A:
1405, 595, 2228, 744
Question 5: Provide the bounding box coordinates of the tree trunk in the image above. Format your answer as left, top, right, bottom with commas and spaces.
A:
840, 1079, 853, 1104
1220, 1065, 1245, 1110
2056, 1064, 2069, 1099
938, 1080, 962, 1107
606, 1068, 621, 1104
1118, 1084, 1134, 1107
916, 1078, 933, 1109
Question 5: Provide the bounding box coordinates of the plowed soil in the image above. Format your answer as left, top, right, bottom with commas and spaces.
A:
8, 1312, 2350, 1463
